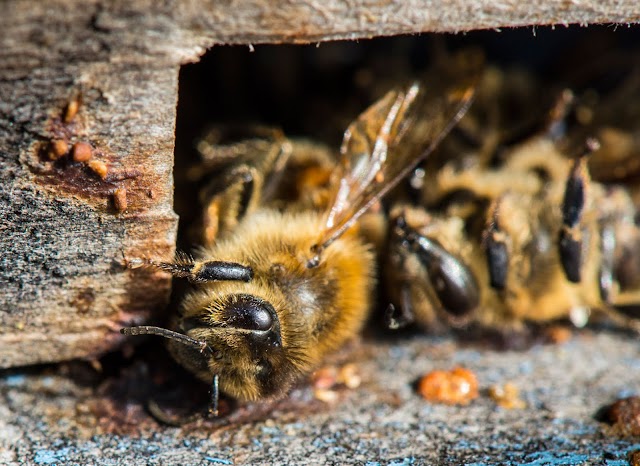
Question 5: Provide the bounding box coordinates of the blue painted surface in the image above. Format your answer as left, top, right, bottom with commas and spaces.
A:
204, 456, 233, 465
34, 448, 71, 465
387, 458, 415, 466
34, 450, 59, 465
3, 374, 26, 386
513, 451, 589, 465
616, 388, 638, 399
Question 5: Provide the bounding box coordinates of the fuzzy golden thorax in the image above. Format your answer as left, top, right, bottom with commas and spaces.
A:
168, 209, 375, 401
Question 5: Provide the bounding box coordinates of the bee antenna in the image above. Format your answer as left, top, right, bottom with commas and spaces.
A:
126, 257, 253, 283
120, 326, 214, 356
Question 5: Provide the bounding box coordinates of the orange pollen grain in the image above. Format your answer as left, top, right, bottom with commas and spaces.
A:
417, 366, 479, 406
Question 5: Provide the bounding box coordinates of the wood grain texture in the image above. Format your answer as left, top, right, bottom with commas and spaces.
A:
178, 0, 640, 43
0, 0, 637, 367
0, 1, 186, 367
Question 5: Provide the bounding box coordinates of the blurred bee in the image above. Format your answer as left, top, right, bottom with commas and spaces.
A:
384, 64, 640, 339
121, 51, 483, 423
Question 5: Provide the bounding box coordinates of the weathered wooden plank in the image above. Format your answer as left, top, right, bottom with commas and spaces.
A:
179, 0, 640, 44
0, 2, 187, 367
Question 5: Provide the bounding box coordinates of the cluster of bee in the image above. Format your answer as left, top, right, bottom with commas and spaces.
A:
122, 49, 640, 422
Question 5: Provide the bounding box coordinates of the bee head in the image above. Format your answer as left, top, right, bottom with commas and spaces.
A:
168, 292, 301, 401
121, 292, 297, 402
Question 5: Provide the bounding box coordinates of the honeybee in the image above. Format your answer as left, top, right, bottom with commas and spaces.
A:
384, 65, 640, 338
121, 50, 483, 422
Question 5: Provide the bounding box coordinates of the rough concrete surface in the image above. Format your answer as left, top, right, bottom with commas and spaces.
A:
1, 329, 639, 465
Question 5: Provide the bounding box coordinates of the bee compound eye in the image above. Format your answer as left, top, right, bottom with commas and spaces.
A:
413, 235, 480, 317
224, 294, 275, 331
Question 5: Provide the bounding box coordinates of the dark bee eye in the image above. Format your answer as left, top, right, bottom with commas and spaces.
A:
411, 234, 480, 317
224, 294, 275, 331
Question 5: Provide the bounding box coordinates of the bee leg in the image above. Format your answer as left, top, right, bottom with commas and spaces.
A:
597, 303, 640, 334
260, 137, 293, 202
598, 222, 617, 304
127, 256, 253, 283
207, 373, 220, 417
559, 156, 590, 283
608, 290, 640, 326
198, 164, 260, 247
144, 375, 221, 426
385, 285, 416, 329
147, 399, 204, 427
483, 198, 509, 290
600, 224, 640, 331
544, 89, 574, 141
146, 375, 220, 427
120, 326, 224, 425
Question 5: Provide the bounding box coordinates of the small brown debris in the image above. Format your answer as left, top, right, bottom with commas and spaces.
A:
313, 388, 339, 404
604, 396, 640, 436
312, 366, 337, 390
544, 325, 573, 344
417, 366, 479, 406
48, 139, 69, 160
488, 382, 526, 409
104, 168, 142, 182
72, 141, 93, 162
124, 257, 145, 269
312, 363, 362, 391
70, 287, 95, 314
64, 96, 81, 123
89, 359, 103, 373
113, 187, 128, 212
337, 363, 361, 389
629, 450, 640, 466
87, 159, 108, 179
311, 363, 361, 403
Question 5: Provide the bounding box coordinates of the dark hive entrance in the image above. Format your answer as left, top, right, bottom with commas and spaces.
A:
173, 27, 640, 249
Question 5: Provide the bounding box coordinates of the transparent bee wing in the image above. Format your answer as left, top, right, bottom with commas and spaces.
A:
310, 50, 484, 261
